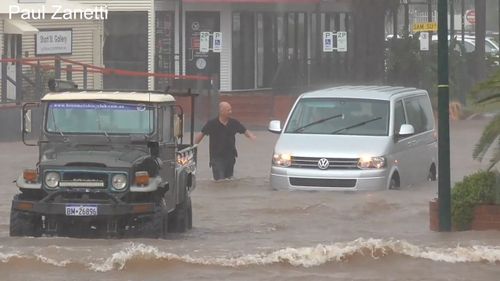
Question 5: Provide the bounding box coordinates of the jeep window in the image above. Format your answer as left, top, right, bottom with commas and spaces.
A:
46, 102, 155, 134
285, 98, 390, 136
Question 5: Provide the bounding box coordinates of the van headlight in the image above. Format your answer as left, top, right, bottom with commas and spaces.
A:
112, 174, 128, 190
45, 172, 60, 188
357, 156, 386, 169
273, 153, 292, 167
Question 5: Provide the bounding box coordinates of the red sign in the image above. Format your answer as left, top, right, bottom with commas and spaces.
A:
466, 10, 475, 25
192, 37, 200, 49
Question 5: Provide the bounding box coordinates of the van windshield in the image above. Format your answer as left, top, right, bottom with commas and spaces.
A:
46, 101, 155, 135
284, 98, 390, 136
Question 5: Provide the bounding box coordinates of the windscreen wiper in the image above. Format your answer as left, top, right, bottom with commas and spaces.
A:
50, 108, 68, 140
292, 113, 343, 133
330, 117, 382, 134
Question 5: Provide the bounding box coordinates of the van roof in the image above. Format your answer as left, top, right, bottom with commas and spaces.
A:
42, 91, 175, 103
300, 85, 426, 100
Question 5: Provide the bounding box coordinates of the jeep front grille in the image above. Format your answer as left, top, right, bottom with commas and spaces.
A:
290, 156, 359, 169
61, 172, 108, 189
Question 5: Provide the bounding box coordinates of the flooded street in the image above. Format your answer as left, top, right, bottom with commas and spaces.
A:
1, 117, 499, 281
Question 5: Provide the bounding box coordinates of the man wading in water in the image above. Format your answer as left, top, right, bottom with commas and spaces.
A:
195, 101, 257, 181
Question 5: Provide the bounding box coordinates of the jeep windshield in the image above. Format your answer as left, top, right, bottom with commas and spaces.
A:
46, 101, 155, 135
284, 98, 390, 136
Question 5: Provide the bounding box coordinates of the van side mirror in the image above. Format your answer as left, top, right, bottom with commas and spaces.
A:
268, 120, 282, 134
398, 124, 415, 137
174, 113, 184, 140
21, 102, 40, 146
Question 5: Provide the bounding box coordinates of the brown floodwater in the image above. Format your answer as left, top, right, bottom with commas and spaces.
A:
0, 118, 499, 281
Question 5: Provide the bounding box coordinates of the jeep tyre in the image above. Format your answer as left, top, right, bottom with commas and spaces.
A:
168, 196, 192, 233
9, 209, 42, 237
136, 204, 168, 239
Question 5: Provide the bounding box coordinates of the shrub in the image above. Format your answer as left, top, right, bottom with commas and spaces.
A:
451, 170, 496, 230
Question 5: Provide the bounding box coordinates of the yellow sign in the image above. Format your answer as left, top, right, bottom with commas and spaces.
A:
412, 22, 437, 32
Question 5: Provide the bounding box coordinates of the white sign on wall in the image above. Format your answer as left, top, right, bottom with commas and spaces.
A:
323, 32, 333, 52
419, 32, 430, 51
199, 32, 210, 53
337, 31, 347, 52
35, 29, 72, 56
213, 32, 222, 53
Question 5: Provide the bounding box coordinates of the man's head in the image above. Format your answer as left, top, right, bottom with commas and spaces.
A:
219, 102, 232, 120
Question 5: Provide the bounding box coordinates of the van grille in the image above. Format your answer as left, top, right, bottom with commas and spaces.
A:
289, 178, 357, 188
290, 156, 359, 169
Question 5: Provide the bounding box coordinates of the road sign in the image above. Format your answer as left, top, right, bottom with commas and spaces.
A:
419, 32, 430, 51
337, 31, 347, 52
199, 32, 210, 53
412, 22, 437, 32
213, 32, 222, 53
466, 10, 475, 25
323, 32, 333, 52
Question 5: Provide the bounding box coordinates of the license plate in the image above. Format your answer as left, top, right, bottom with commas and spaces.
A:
65, 205, 98, 216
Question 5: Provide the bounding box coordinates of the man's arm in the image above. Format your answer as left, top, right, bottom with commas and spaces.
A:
244, 130, 257, 141
194, 132, 205, 144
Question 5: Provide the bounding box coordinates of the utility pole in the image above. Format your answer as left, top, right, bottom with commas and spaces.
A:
438, 0, 452, 231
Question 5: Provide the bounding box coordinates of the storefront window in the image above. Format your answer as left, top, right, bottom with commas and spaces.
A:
103, 12, 148, 90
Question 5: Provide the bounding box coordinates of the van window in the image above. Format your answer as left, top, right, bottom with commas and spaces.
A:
394, 100, 406, 134
285, 98, 390, 136
403, 95, 434, 134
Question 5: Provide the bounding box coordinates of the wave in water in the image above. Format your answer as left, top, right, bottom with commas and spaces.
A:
1, 238, 500, 272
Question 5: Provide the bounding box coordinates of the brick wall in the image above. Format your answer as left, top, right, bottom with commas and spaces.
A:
175, 89, 298, 129
430, 200, 500, 231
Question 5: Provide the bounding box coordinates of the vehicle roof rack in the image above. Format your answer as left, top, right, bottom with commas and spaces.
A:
47, 79, 199, 97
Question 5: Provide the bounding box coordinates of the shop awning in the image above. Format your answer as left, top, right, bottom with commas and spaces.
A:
183, 0, 319, 3
4, 19, 38, 35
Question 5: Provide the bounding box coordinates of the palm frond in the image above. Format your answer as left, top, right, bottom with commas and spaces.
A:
473, 114, 500, 161
477, 93, 500, 104
487, 137, 500, 171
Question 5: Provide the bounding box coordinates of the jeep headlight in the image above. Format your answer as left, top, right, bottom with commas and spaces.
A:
112, 174, 128, 190
272, 153, 292, 167
357, 156, 386, 169
45, 172, 60, 188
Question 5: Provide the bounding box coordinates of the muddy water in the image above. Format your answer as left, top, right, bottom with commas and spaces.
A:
0, 118, 499, 281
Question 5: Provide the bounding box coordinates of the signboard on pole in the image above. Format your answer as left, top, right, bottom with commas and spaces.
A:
419, 32, 430, 51
337, 31, 347, 52
323, 32, 333, 52
199, 31, 210, 53
412, 22, 438, 32
213, 32, 222, 53
466, 10, 475, 24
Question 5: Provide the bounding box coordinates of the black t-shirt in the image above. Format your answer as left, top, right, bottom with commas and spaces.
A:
201, 118, 246, 161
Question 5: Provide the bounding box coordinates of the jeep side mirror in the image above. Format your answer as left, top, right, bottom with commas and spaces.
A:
174, 113, 184, 140
398, 124, 415, 137
21, 102, 40, 146
268, 120, 282, 134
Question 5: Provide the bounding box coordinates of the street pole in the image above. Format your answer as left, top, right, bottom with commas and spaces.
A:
461, 0, 465, 44
438, 0, 452, 231
178, 0, 183, 87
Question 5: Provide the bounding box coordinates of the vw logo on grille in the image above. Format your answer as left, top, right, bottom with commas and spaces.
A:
317, 158, 330, 170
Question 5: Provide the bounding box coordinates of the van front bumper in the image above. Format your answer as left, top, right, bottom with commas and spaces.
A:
270, 166, 388, 191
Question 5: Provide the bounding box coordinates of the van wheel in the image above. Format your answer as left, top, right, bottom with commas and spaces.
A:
428, 164, 437, 181
389, 174, 400, 190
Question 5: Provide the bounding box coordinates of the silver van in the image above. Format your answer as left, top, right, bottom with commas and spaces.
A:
268, 86, 438, 191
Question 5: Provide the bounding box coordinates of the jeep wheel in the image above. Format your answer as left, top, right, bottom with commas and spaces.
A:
136, 203, 168, 239
169, 197, 192, 233
9, 209, 42, 237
